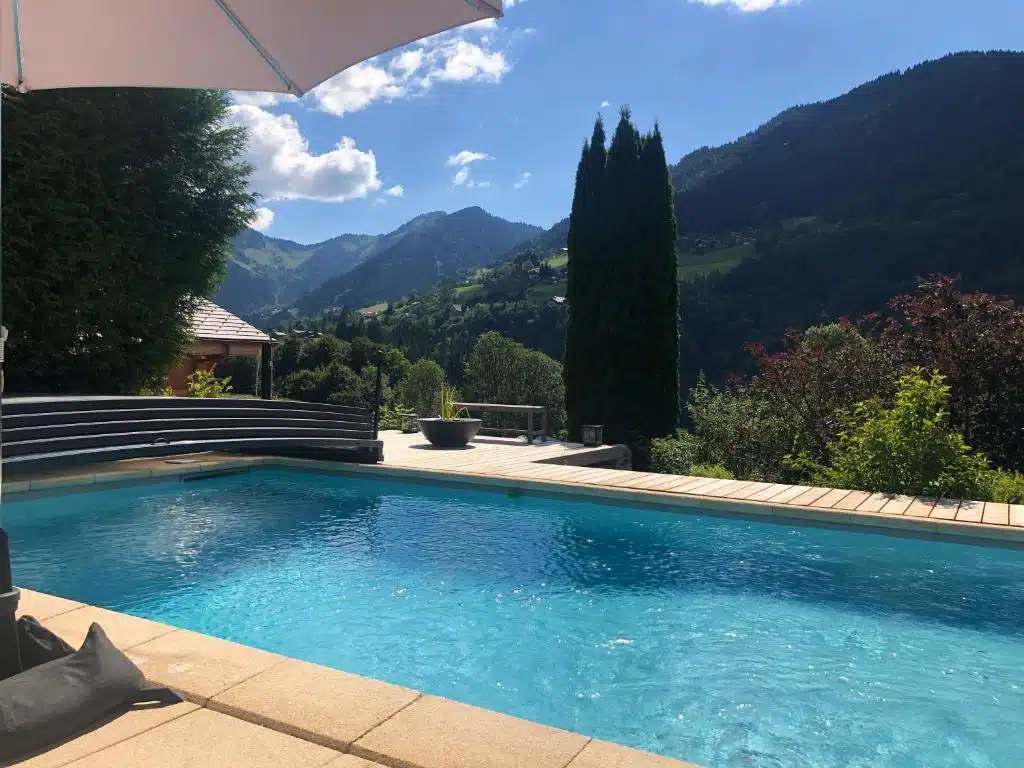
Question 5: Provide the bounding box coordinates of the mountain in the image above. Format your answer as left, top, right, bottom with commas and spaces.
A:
498, 217, 570, 262
670, 51, 1024, 392
215, 212, 447, 316
294, 207, 542, 315
309, 51, 1024, 407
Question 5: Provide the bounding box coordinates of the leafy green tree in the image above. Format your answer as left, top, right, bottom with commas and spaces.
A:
401, 359, 446, 417
298, 335, 351, 371
274, 336, 305, 379
465, 332, 566, 433
2, 87, 254, 393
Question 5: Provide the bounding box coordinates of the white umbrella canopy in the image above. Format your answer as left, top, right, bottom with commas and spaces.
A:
1, 0, 501, 93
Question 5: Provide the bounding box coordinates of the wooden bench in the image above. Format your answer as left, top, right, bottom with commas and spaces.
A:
454, 402, 548, 443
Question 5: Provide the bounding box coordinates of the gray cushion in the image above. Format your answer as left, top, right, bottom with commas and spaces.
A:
0, 622, 146, 761
17, 615, 75, 670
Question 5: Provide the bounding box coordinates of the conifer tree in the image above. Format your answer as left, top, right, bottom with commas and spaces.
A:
564, 117, 606, 439
564, 109, 678, 445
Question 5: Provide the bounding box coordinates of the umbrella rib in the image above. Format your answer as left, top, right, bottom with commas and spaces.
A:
11, 0, 25, 89
212, 0, 302, 96
464, 0, 503, 17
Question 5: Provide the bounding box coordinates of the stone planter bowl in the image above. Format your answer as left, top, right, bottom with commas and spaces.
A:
417, 418, 482, 448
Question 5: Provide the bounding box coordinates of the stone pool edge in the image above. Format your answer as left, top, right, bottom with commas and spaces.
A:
15, 588, 697, 768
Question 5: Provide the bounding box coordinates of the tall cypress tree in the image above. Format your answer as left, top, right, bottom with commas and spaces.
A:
636, 124, 680, 437
564, 117, 606, 439
564, 109, 678, 446
601, 109, 644, 444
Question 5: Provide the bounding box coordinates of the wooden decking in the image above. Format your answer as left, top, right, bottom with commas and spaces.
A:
375, 431, 1024, 546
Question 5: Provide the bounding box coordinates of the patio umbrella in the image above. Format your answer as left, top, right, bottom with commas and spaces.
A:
0, 0, 502, 679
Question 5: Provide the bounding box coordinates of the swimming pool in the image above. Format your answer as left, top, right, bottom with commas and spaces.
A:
6, 468, 1024, 767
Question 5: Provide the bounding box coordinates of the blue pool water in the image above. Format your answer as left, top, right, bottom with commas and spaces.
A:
6, 469, 1024, 767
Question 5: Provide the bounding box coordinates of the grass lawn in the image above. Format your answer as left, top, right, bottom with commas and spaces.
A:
677, 242, 754, 281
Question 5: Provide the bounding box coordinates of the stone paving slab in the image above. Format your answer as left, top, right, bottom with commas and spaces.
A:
14, 590, 83, 621
62, 708, 337, 768
12, 701, 200, 768
351, 694, 590, 768
128, 628, 286, 705
568, 740, 702, 768
43, 605, 176, 651
209, 659, 421, 751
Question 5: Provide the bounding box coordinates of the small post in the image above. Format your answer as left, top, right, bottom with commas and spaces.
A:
0, 531, 21, 681
0, 327, 22, 680
372, 350, 384, 439
259, 341, 274, 400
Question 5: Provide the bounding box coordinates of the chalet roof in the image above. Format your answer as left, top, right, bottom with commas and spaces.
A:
190, 298, 270, 344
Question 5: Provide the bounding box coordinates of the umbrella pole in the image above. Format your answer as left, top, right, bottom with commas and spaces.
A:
0, 84, 23, 680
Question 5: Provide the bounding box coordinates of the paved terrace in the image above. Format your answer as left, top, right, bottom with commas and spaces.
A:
4, 431, 1023, 767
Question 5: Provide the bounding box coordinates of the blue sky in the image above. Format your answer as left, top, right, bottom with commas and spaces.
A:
229, 0, 1024, 244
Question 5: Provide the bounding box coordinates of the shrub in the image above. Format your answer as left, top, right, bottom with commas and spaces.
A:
803, 369, 989, 498
980, 469, 1024, 504
138, 385, 173, 396
187, 369, 232, 398
747, 321, 895, 465
688, 463, 734, 480
377, 404, 407, 431
400, 359, 446, 417
884, 276, 1024, 470
686, 374, 793, 482
649, 431, 700, 475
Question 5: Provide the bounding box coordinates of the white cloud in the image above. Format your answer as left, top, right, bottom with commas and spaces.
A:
385, 184, 405, 198
447, 150, 492, 166
600, 100, 610, 108
250, 206, 275, 231
230, 91, 298, 108
513, 172, 532, 189
226, 104, 380, 202
448, 150, 493, 187
310, 23, 510, 117
689, 0, 795, 11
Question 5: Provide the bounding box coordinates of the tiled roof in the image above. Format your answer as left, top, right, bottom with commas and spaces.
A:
190, 298, 270, 343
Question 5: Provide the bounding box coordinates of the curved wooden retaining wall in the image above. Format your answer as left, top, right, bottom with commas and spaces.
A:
0, 396, 383, 475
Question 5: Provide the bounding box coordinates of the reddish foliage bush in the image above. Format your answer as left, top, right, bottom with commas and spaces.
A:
746, 319, 895, 464
883, 276, 1024, 469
